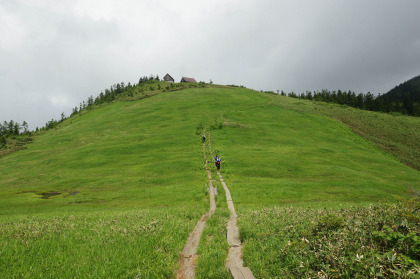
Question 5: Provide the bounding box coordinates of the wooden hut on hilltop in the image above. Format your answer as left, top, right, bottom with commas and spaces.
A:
180, 77, 197, 83
163, 74, 175, 82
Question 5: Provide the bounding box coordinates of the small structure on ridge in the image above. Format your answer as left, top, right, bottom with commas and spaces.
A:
163, 74, 175, 82
180, 77, 197, 83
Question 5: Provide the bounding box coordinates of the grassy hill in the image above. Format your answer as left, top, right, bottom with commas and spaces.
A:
0, 86, 419, 278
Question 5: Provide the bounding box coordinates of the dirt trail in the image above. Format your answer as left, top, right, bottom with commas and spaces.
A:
210, 133, 254, 278
176, 137, 216, 279
217, 171, 255, 279
177, 133, 254, 279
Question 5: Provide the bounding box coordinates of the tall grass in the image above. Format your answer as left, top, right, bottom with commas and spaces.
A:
0, 209, 201, 278
239, 199, 419, 278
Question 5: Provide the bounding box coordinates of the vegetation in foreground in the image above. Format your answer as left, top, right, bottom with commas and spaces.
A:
196, 190, 231, 279
0, 87, 212, 277
0, 208, 200, 278
240, 197, 419, 278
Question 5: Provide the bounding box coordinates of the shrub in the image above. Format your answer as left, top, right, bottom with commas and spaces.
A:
240, 199, 420, 278
210, 115, 223, 130
195, 122, 204, 135
312, 213, 345, 235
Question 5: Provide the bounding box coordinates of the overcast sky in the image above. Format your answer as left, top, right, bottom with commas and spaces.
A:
1, 0, 420, 129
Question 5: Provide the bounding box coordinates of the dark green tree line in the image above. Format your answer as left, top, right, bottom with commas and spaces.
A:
286, 89, 419, 116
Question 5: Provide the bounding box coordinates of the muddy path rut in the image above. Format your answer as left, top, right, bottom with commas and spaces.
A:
177, 138, 216, 279
218, 170, 254, 279
177, 133, 254, 279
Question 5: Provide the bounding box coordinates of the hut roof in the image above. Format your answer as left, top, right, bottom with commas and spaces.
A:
181, 77, 197, 83
163, 73, 174, 81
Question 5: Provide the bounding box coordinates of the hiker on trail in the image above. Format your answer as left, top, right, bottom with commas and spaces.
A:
202, 133, 206, 143
214, 155, 221, 170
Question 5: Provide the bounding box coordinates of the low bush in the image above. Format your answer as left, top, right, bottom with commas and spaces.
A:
312, 213, 345, 235
210, 114, 224, 130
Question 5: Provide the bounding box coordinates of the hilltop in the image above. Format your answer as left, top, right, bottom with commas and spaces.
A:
0, 85, 419, 278
379, 74, 420, 115
383, 75, 420, 102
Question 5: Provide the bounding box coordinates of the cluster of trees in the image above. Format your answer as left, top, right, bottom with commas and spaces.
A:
0, 120, 30, 146
282, 89, 419, 116
40, 118, 63, 132
70, 74, 162, 117
138, 74, 159, 84
71, 82, 131, 116
379, 76, 420, 116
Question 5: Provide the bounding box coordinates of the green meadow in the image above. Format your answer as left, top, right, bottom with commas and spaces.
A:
0, 86, 419, 278
209, 91, 419, 208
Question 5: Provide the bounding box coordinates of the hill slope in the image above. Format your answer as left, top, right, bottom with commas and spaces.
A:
0, 86, 419, 277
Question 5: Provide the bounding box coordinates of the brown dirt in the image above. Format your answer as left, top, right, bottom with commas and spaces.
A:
177, 132, 254, 278
176, 137, 216, 279
218, 172, 254, 278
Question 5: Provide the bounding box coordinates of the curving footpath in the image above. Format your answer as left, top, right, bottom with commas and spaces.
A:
176, 138, 216, 279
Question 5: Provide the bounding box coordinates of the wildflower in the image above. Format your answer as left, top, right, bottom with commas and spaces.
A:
299, 262, 304, 268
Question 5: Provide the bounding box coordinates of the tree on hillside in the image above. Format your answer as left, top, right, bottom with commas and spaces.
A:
13, 122, 20, 135
1, 122, 6, 137
7, 120, 14, 135
402, 95, 414, 115
88, 95, 94, 107
364, 92, 375, 111
72, 107, 78, 116
0, 135, 6, 146
0, 122, 5, 136
22, 121, 29, 134
355, 93, 365, 109
373, 95, 385, 112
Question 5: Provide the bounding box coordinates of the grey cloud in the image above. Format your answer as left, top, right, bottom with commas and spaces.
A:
1, 0, 419, 129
